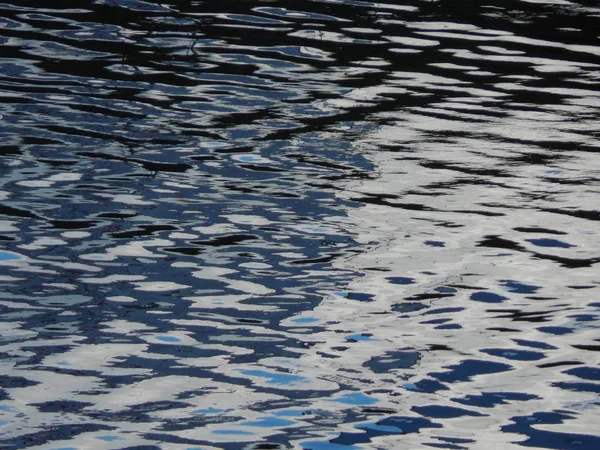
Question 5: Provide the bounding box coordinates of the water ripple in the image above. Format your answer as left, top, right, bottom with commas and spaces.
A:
0, 0, 599, 449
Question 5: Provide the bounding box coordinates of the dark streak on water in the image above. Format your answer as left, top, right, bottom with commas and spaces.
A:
0, 0, 599, 449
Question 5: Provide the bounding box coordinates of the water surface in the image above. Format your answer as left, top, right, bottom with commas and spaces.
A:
0, 0, 599, 449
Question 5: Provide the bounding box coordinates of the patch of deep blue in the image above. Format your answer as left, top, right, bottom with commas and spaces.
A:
357, 423, 403, 433
435, 286, 457, 293
526, 238, 576, 248
212, 429, 254, 435
537, 326, 574, 335
364, 351, 420, 373
330, 417, 442, 446
435, 324, 462, 330
155, 336, 181, 343
345, 334, 374, 342
392, 302, 428, 313
563, 367, 600, 381
423, 307, 464, 315
569, 314, 597, 322
96, 435, 121, 442
387, 277, 416, 285
412, 405, 486, 419
346, 292, 374, 302
480, 348, 545, 361
500, 280, 540, 294
292, 317, 319, 323
425, 240, 445, 247
452, 392, 539, 408
470, 292, 508, 303
552, 382, 600, 394
501, 412, 600, 450
410, 379, 450, 393
301, 441, 361, 450
421, 442, 466, 449
431, 360, 513, 383
0, 251, 21, 261
513, 339, 558, 350
241, 370, 304, 386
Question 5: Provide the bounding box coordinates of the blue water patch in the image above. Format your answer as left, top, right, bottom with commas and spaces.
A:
365, 351, 420, 372
301, 440, 362, 450
345, 334, 375, 342
241, 369, 304, 385
569, 314, 596, 322
380, 417, 443, 433
212, 429, 254, 435
537, 326, 573, 335
331, 417, 442, 445
304, 226, 329, 233
393, 302, 428, 313
0, 2, 598, 450
563, 367, 600, 381
346, 292, 374, 302
96, 435, 120, 442
387, 277, 416, 285
500, 280, 539, 294
242, 417, 296, 427
408, 379, 449, 393
275, 409, 305, 417
481, 348, 545, 361
432, 436, 476, 446
191, 408, 225, 414
501, 411, 600, 449
435, 323, 462, 330
526, 238, 575, 248
423, 307, 464, 316
412, 405, 486, 419
513, 338, 557, 350
431, 359, 513, 383
332, 392, 378, 405
470, 291, 508, 303
292, 317, 319, 323
155, 335, 181, 342
237, 155, 262, 163
0, 251, 22, 261
552, 382, 600, 394
357, 422, 403, 433
435, 286, 457, 293
453, 391, 539, 408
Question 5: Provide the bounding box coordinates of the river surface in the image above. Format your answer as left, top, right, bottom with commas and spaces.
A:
0, 1, 599, 449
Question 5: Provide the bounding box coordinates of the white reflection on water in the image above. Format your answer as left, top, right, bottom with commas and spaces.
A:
319, 106, 600, 447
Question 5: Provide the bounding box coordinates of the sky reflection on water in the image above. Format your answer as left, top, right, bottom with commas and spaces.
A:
0, 0, 599, 449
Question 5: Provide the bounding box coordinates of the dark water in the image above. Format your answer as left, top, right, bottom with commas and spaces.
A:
1, 0, 599, 448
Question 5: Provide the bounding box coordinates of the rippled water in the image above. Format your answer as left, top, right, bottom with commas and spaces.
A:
1, 0, 599, 449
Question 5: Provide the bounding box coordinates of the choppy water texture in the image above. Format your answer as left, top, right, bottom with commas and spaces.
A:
1, 0, 599, 449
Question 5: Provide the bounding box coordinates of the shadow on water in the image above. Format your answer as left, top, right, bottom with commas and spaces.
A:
0, 0, 599, 448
